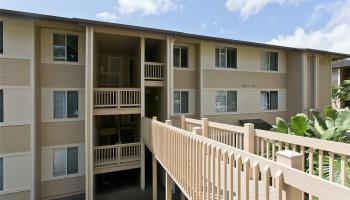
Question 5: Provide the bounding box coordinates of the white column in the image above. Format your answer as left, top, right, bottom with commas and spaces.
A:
301, 52, 308, 112
313, 54, 319, 109
85, 26, 94, 200
166, 173, 173, 200
167, 36, 174, 118
140, 139, 145, 190
141, 37, 145, 117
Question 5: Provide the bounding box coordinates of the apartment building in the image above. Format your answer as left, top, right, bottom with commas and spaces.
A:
0, 9, 348, 200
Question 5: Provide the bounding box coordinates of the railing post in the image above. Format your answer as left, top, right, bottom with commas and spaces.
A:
244, 123, 255, 153
180, 115, 185, 129
140, 139, 145, 191
153, 116, 158, 121
166, 173, 173, 200
165, 120, 172, 125
276, 150, 303, 200
202, 118, 209, 138
152, 154, 157, 200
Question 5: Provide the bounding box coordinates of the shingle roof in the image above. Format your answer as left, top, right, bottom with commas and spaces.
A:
333, 59, 350, 68
1, 8, 350, 58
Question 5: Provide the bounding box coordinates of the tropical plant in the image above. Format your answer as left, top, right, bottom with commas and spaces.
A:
271, 105, 350, 143
332, 80, 350, 108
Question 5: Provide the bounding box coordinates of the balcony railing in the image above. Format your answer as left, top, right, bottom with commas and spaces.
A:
145, 62, 164, 80
175, 116, 350, 189
142, 117, 350, 200
94, 88, 141, 108
99, 72, 120, 87
94, 142, 141, 166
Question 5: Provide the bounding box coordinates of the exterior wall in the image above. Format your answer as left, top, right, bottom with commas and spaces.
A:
0, 17, 35, 200
318, 55, 332, 110
39, 26, 86, 199
286, 51, 303, 117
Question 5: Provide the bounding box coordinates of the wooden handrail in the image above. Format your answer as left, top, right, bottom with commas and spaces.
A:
142, 117, 350, 200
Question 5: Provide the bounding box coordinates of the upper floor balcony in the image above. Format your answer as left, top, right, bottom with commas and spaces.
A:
93, 88, 141, 115
144, 62, 164, 87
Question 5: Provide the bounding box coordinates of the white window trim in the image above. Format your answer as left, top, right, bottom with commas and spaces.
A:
173, 44, 189, 69
262, 51, 278, 71
53, 33, 78, 62
53, 90, 79, 120
215, 47, 237, 69
261, 90, 279, 111
173, 90, 190, 115
53, 146, 79, 178
215, 90, 237, 113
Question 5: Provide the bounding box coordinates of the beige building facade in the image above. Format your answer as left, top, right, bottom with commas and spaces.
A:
0, 9, 348, 200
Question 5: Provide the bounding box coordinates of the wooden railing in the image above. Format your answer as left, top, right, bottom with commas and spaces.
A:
94, 88, 141, 108
142, 117, 350, 200
94, 142, 141, 166
178, 116, 350, 190
145, 62, 163, 80
99, 72, 120, 87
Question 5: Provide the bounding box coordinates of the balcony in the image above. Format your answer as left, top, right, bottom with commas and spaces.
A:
144, 62, 164, 87
94, 142, 141, 174
94, 88, 141, 115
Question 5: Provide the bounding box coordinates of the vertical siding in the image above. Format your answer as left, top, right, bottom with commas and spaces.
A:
41, 176, 85, 199
0, 125, 31, 154
0, 190, 31, 200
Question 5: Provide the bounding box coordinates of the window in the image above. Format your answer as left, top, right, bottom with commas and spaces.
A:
173, 45, 188, 68
53, 147, 78, 177
261, 91, 278, 110
53, 91, 79, 119
261, 51, 278, 71
215, 91, 237, 112
0, 158, 3, 191
0, 90, 3, 122
215, 47, 237, 68
0, 21, 3, 54
174, 91, 189, 114
53, 33, 78, 62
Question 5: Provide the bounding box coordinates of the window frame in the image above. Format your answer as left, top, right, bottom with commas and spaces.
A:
261, 51, 278, 71
173, 44, 189, 68
0, 21, 3, 54
215, 90, 237, 113
215, 47, 237, 69
53, 146, 79, 177
53, 90, 79, 119
173, 90, 189, 114
53, 33, 79, 62
261, 90, 279, 111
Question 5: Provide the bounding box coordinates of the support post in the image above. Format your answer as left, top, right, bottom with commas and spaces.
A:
276, 150, 303, 200
140, 139, 145, 191
165, 173, 173, 200
180, 115, 185, 129
153, 116, 158, 121
244, 123, 255, 153
152, 154, 157, 200
202, 118, 208, 137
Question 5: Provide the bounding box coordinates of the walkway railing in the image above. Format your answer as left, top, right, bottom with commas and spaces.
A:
142, 117, 350, 200
99, 72, 120, 87
94, 142, 141, 166
145, 62, 164, 80
94, 88, 141, 108
177, 116, 350, 190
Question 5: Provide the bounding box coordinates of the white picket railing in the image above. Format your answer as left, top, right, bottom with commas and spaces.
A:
94, 142, 141, 166
99, 72, 120, 87
142, 117, 350, 200
145, 62, 164, 80
94, 88, 141, 108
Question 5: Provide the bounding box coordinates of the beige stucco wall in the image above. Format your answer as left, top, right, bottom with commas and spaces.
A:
40, 64, 85, 88
174, 70, 196, 89
202, 70, 286, 89
200, 41, 286, 73
41, 121, 85, 147
1, 88, 32, 122
0, 58, 31, 86
203, 111, 287, 125
318, 55, 332, 110
0, 190, 31, 200
40, 176, 85, 199
286, 51, 303, 117
40, 28, 85, 65
0, 125, 31, 154
201, 89, 286, 115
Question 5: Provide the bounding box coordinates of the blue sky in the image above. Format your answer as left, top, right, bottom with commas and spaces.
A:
1, 0, 350, 53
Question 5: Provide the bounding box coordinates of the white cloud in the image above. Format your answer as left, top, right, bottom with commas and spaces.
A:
269, 0, 350, 54
96, 11, 118, 22
116, 0, 179, 16
225, 0, 304, 20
